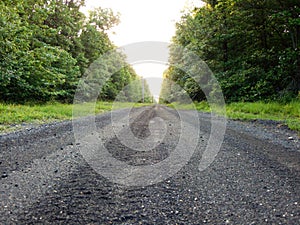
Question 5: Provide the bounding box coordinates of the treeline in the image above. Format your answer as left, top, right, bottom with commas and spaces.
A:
160, 0, 300, 103
0, 0, 147, 103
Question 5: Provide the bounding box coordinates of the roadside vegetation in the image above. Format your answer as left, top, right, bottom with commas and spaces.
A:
160, 0, 299, 103
169, 100, 300, 132
160, 0, 299, 133
0, 102, 153, 133
0, 0, 152, 103
0, 0, 154, 134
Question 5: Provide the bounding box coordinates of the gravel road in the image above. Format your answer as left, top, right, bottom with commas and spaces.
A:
0, 105, 299, 224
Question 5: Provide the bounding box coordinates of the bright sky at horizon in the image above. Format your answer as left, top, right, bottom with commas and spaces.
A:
82, 0, 205, 100
83, 0, 204, 46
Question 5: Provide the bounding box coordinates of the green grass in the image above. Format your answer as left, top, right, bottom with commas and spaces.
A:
166, 100, 300, 132
0, 101, 153, 133
1, 100, 299, 133
224, 101, 300, 132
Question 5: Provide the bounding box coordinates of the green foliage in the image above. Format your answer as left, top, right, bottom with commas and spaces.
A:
88, 7, 120, 32
0, 0, 141, 103
161, 0, 300, 103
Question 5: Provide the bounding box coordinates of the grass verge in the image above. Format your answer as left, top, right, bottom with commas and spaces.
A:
168, 100, 300, 132
0, 101, 153, 134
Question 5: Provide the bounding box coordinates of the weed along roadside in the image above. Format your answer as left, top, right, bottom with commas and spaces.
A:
168, 100, 300, 134
0, 102, 153, 134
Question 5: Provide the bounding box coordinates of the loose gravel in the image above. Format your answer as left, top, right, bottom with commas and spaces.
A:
0, 106, 299, 224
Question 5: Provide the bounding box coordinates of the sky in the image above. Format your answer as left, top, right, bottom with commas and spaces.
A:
82, 0, 205, 100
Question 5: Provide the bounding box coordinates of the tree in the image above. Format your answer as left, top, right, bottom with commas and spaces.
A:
161, 0, 300, 103
0, 0, 130, 103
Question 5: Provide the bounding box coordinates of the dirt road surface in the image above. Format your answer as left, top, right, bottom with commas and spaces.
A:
0, 105, 299, 224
